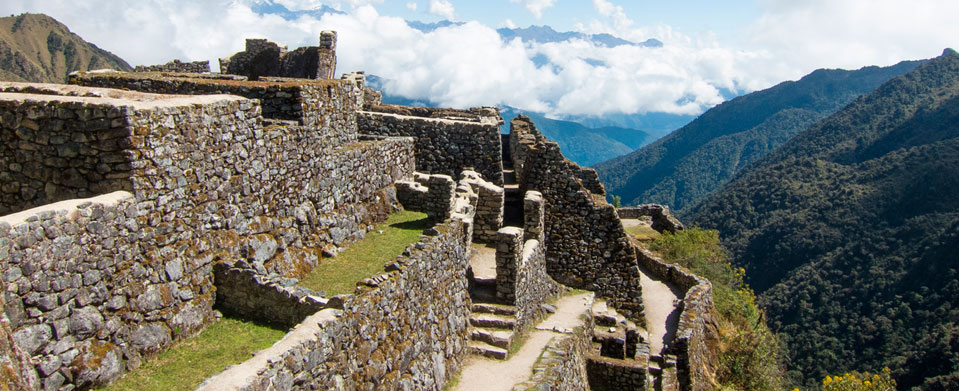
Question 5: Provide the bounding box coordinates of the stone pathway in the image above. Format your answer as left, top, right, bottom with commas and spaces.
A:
638, 264, 683, 355
451, 292, 594, 391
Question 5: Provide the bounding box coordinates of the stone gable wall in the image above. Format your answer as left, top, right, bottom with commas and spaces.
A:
508, 116, 645, 322
357, 110, 504, 186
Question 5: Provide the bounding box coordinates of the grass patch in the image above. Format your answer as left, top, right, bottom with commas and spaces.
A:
624, 224, 661, 241
299, 209, 430, 296
97, 317, 286, 391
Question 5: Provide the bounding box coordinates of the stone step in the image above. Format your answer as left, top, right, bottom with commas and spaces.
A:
469, 284, 499, 304
468, 340, 508, 360
469, 313, 516, 329
471, 302, 517, 316
470, 327, 514, 349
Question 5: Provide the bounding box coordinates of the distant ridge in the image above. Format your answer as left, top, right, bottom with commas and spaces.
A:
594, 60, 922, 213
0, 13, 131, 83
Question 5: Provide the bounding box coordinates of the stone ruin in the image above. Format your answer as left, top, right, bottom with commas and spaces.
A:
219, 31, 338, 80
0, 30, 721, 391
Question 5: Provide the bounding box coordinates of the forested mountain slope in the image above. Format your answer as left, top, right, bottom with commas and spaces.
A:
594, 60, 921, 213
0, 13, 131, 83
688, 49, 959, 390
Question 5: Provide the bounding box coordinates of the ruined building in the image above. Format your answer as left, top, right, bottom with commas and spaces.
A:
0, 31, 719, 391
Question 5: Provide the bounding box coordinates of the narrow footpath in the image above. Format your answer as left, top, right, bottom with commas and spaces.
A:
451, 292, 594, 391
638, 264, 683, 355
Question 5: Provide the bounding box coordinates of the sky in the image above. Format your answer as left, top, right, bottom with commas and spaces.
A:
3, 0, 957, 119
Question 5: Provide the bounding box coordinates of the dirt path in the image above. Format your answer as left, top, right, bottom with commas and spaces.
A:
451, 292, 594, 391
638, 264, 683, 355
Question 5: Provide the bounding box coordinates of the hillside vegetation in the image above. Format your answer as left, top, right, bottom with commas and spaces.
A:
594, 61, 920, 213
0, 13, 131, 83
687, 49, 959, 390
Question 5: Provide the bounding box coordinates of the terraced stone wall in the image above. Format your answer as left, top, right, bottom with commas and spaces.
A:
0, 84, 415, 390
508, 116, 644, 322
617, 205, 685, 233
357, 106, 504, 186
69, 71, 361, 145
197, 177, 477, 391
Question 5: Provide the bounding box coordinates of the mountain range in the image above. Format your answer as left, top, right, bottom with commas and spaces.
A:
687, 49, 959, 389
0, 13, 131, 83
594, 60, 922, 213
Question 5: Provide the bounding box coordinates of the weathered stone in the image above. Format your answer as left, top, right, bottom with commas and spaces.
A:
69, 306, 104, 339
13, 323, 52, 355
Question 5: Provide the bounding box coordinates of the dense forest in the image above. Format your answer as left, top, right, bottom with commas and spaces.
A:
594, 60, 921, 214
687, 49, 959, 390
0, 13, 130, 83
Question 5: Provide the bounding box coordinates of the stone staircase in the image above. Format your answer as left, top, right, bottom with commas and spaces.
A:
467, 279, 518, 360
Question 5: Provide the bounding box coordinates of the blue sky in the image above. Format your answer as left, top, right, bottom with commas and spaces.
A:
2, 0, 956, 118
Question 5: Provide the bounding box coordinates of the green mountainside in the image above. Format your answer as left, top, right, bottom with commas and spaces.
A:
499, 107, 653, 166
687, 50, 959, 390
0, 13, 131, 83
594, 61, 921, 213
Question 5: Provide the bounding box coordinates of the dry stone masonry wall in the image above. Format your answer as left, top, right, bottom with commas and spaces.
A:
357, 106, 505, 186
69, 71, 363, 146
218, 33, 338, 80
133, 60, 211, 74
508, 115, 645, 323
0, 82, 415, 390
197, 169, 479, 391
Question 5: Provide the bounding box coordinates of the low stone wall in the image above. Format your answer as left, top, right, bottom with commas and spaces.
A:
586, 355, 647, 391
617, 205, 685, 233
357, 109, 504, 186
512, 294, 594, 391
197, 199, 475, 391
69, 71, 361, 145
134, 60, 210, 73
396, 173, 456, 223
212, 263, 328, 329
509, 116, 644, 322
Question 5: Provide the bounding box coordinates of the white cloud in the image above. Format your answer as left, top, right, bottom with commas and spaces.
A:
591, 0, 632, 33
428, 0, 455, 20
406, 2, 417, 11
744, 0, 959, 81
510, 0, 555, 19
500, 19, 517, 29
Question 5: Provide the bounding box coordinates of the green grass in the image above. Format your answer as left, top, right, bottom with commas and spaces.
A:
299, 209, 430, 296
624, 224, 661, 241
98, 317, 286, 391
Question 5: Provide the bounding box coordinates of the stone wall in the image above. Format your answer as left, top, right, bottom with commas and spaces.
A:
69, 71, 361, 145
617, 205, 685, 233
586, 355, 647, 391
0, 88, 134, 215
508, 115, 645, 322
357, 108, 504, 186
0, 287, 40, 391
396, 173, 456, 223
495, 190, 562, 333
197, 188, 476, 391
0, 83, 416, 390
219, 33, 337, 80
134, 60, 210, 73
459, 170, 503, 243
211, 263, 328, 329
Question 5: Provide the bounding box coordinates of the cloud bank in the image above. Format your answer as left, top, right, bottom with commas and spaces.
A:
0, 0, 954, 119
